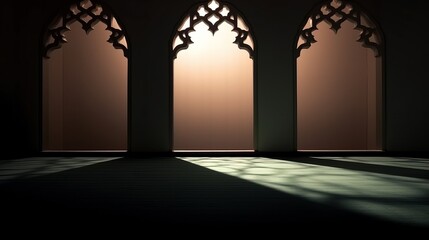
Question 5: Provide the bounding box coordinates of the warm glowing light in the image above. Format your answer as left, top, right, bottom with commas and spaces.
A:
173, 21, 253, 150
208, 14, 220, 25
111, 17, 128, 48
197, 6, 208, 16
43, 21, 127, 150
44, 0, 128, 58
243, 35, 254, 50
220, 6, 229, 16
208, 0, 220, 10
237, 16, 249, 31
172, 36, 183, 50
297, 20, 382, 150
178, 16, 190, 31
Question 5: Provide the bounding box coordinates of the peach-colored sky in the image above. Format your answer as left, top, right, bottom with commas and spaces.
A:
43, 22, 127, 150
297, 20, 382, 150
174, 21, 254, 150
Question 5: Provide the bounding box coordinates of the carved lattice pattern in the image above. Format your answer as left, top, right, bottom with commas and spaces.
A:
297, 0, 382, 57
172, 0, 254, 59
43, 0, 128, 58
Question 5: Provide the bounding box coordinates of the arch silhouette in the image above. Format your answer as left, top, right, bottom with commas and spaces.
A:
172, 0, 254, 59
295, 0, 384, 151
171, 0, 256, 151
296, 0, 383, 58
42, 0, 129, 151
43, 0, 128, 58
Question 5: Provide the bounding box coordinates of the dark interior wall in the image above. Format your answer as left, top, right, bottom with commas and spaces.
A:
116, 0, 308, 152
380, 0, 429, 151
1, 1, 44, 158
1, 2, 19, 157
2, 0, 428, 156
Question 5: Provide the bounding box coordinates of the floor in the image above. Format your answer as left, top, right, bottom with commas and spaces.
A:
1, 155, 428, 231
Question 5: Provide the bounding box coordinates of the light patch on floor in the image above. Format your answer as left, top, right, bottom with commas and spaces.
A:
0, 157, 120, 183
314, 156, 429, 170
180, 156, 429, 226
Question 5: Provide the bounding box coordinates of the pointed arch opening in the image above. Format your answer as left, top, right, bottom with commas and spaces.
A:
42, 0, 129, 151
172, 0, 255, 151
296, 0, 383, 151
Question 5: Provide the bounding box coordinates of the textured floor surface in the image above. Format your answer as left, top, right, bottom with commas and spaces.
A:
1, 156, 428, 232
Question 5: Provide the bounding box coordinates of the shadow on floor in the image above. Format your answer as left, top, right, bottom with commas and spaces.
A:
0, 157, 426, 230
